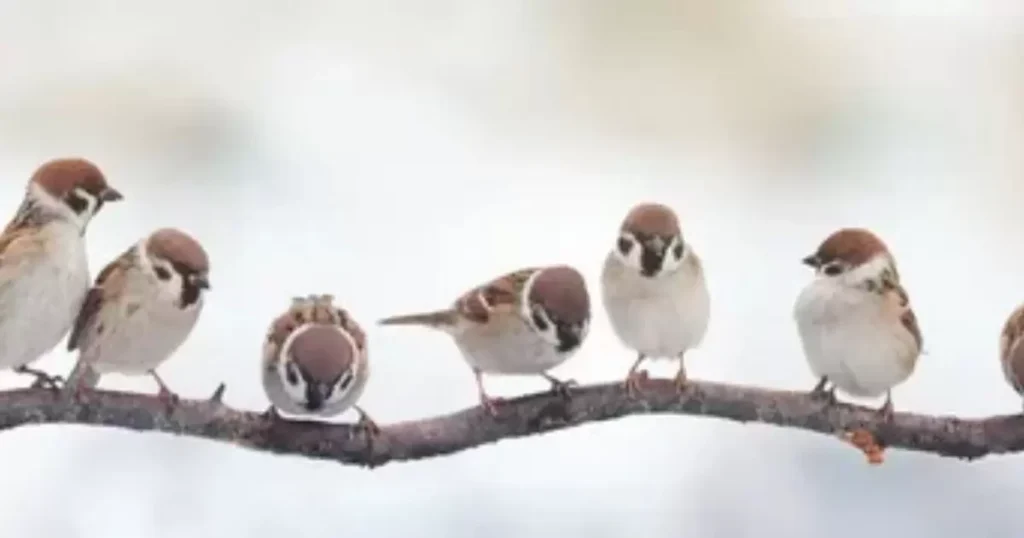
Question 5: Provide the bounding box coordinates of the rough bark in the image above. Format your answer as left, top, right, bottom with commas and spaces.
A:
0, 378, 1019, 467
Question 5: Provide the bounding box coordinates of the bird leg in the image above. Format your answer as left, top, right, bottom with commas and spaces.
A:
809, 376, 836, 404
353, 405, 381, 436
474, 369, 504, 417
261, 405, 283, 422
624, 353, 649, 398
542, 373, 578, 400
673, 354, 688, 393
16, 365, 63, 391
878, 391, 895, 422
149, 370, 180, 410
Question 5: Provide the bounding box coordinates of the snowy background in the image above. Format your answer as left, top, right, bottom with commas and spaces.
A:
0, 1, 1023, 536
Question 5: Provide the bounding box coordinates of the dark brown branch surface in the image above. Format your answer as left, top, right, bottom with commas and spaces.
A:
0, 379, 1021, 467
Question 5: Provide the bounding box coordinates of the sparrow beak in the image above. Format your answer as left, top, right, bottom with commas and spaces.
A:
801, 254, 820, 268
191, 274, 211, 290
100, 187, 123, 202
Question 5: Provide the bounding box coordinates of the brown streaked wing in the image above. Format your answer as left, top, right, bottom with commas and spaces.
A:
67, 246, 135, 351
454, 267, 539, 323
881, 274, 923, 351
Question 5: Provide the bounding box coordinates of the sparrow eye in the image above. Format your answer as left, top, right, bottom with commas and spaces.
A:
822, 263, 844, 276
617, 237, 633, 256
672, 242, 684, 260
285, 363, 300, 385
337, 371, 354, 391
154, 266, 171, 280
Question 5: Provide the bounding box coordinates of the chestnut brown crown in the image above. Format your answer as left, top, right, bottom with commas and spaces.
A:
802, 228, 892, 271
620, 202, 681, 238
527, 265, 590, 325
31, 158, 122, 202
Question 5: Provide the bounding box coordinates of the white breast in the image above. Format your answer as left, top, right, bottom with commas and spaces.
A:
0, 224, 90, 369
452, 313, 572, 375
794, 279, 918, 398
81, 269, 203, 376
600, 251, 710, 360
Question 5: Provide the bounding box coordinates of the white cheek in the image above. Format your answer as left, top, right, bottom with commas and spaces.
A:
326, 369, 356, 405
613, 238, 644, 271
659, 238, 685, 273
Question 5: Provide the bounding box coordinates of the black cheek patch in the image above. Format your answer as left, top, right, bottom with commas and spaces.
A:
339, 373, 354, 391
617, 237, 633, 256
285, 365, 299, 385
179, 283, 201, 308
64, 192, 89, 214
531, 310, 549, 331
672, 242, 684, 259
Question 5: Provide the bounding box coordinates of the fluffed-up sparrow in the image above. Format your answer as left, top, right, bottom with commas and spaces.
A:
794, 227, 922, 420
998, 303, 1024, 412
601, 202, 710, 396
0, 157, 122, 388
262, 294, 378, 433
64, 228, 210, 406
378, 264, 591, 416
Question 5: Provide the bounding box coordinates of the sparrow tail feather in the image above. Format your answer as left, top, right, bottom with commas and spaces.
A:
378, 310, 457, 328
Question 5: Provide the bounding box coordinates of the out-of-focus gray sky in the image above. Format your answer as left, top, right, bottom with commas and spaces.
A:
0, 1, 1023, 536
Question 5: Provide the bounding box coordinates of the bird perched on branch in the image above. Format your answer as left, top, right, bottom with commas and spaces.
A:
64, 228, 210, 407
0, 158, 122, 389
601, 202, 710, 396
378, 265, 591, 416
794, 227, 922, 420
262, 294, 377, 433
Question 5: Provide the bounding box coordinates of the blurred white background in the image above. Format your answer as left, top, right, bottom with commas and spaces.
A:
0, 0, 1022, 536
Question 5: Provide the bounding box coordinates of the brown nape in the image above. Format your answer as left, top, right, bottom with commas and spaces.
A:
31, 158, 111, 198
147, 228, 210, 273
528, 265, 590, 324
813, 227, 891, 267
620, 202, 681, 237
289, 325, 353, 381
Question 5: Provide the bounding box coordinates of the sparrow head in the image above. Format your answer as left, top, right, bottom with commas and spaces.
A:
144, 228, 211, 308
28, 158, 123, 226
278, 324, 359, 413
613, 202, 687, 278
522, 265, 591, 354
802, 228, 896, 283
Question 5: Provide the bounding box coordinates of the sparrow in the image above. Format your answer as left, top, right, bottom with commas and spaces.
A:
601, 202, 710, 396
0, 157, 122, 388
64, 228, 210, 406
262, 294, 378, 432
793, 227, 922, 420
378, 264, 591, 416
998, 303, 1024, 411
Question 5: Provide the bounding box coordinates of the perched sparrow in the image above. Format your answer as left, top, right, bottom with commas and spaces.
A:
262, 294, 377, 432
601, 202, 710, 396
794, 228, 922, 420
378, 265, 590, 416
998, 304, 1024, 411
0, 157, 122, 388
64, 228, 210, 405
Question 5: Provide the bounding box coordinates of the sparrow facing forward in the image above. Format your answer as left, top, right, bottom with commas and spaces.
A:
794, 228, 922, 420
0, 157, 122, 388
64, 228, 210, 406
378, 265, 590, 416
262, 294, 377, 432
601, 202, 710, 396
998, 304, 1024, 412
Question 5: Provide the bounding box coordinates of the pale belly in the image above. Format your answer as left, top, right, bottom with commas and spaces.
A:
0, 239, 89, 369
454, 315, 571, 374
86, 300, 201, 376
795, 286, 917, 398
601, 261, 710, 360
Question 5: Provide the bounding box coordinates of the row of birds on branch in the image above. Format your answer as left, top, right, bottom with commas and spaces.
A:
4, 157, 1023, 437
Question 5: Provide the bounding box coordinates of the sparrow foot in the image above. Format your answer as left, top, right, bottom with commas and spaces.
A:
353, 405, 381, 437
542, 373, 578, 400
673, 364, 689, 394
149, 370, 180, 411
473, 369, 506, 417
809, 377, 836, 405
262, 405, 284, 422
877, 393, 895, 422
16, 365, 63, 391
624, 370, 651, 399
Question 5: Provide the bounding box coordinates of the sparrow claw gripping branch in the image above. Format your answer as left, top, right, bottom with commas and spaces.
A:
542, 373, 578, 400
17, 366, 64, 391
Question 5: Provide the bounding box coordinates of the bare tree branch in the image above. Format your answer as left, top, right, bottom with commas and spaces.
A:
0, 378, 1020, 467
